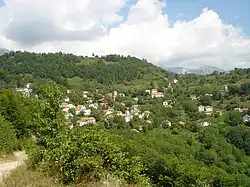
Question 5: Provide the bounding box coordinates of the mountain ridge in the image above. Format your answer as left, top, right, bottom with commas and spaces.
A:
165, 66, 227, 75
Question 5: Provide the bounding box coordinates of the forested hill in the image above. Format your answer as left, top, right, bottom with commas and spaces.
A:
0, 51, 167, 87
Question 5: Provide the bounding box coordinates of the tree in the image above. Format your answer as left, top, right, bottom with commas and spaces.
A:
200, 95, 212, 106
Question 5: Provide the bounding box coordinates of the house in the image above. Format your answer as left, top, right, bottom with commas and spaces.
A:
65, 113, 73, 121
234, 108, 248, 113
75, 105, 86, 115
116, 111, 123, 116
198, 105, 205, 112
61, 103, 75, 113
104, 108, 114, 115
16, 87, 33, 97
161, 120, 172, 127
190, 95, 197, 100
99, 98, 105, 103
64, 97, 70, 102
66, 89, 71, 94
205, 93, 213, 97
199, 121, 211, 127
151, 89, 158, 94
87, 99, 93, 104
132, 105, 139, 111
163, 100, 173, 107
205, 106, 213, 115
89, 103, 98, 109
122, 114, 133, 123
145, 90, 151, 94
173, 79, 178, 84
151, 92, 164, 98
83, 109, 91, 116
139, 111, 151, 119
133, 97, 139, 102
243, 115, 250, 123
77, 117, 96, 126
119, 93, 125, 97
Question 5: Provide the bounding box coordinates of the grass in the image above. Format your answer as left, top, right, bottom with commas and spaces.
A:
1, 166, 138, 187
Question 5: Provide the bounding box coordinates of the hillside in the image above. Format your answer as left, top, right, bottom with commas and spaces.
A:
0, 52, 250, 186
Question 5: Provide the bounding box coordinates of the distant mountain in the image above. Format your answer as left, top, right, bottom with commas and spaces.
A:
0, 48, 9, 55
165, 66, 227, 75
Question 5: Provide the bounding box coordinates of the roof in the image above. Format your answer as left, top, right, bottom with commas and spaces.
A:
152, 92, 164, 95
75, 105, 84, 111
62, 103, 69, 108
79, 117, 96, 121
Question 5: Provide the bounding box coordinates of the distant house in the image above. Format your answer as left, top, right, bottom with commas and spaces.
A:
64, 97, 70, 102
66, 90, 71, 94
77, 117, 96, 126
205, 93, 213, 97
205, 106, 213, 115
151, 89, 158, 94
87, 99, 93, 104
133, 97, 139, 102
75, 105, 86, 115
132, 105, 139, 111
83, 109, 91, 116
234, 108, 249, 113
145, 90, 151, 94
199, 121, 211, 127
61, 103, 75, 113
190, 95, 197, 100
89, 103, 98, 109
16, 87, 33, 97
119, 93, 125, 97
65, 113, 73, 121
198, 105, 205, 113
151, 92, 164, 98
173, 79, 178, 84
123, 114, 133, 123
104, 108, 114, 115
139, 111, 151, 119
243, 115, 250, 123
163, 100, 173, 107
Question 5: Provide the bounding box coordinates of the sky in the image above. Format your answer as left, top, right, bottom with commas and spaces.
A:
0, 0, 249, 70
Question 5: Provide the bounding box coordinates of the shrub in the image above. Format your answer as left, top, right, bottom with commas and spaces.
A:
0, 115, 18, 154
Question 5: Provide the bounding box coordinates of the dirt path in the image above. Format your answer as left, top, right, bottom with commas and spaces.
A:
0, 151, 27, 182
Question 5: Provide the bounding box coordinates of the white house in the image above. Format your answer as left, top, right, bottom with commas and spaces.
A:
243, 115, 250, 123
205, 106, 213, 115
190, 95, 197, 100
64, 97, 70, 102
77, 117, 96, 126
151, 89, 158, 94
198, 105, 205, 112
124, 114, 133, 122
104, 108, 114, 115
89, 103, 98, 109
199, 121, 211, 127
75, 105, 86, 115
83, 109, 91, 116
145, 90, 151, 94
173, 79, 178, 84
119, 93, 125, 97
16, 88, 33, 97
163, 100, 173, 107
151, 92, 164, 98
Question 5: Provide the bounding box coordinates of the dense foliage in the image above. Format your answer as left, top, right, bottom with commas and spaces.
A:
1, 51, 250, 186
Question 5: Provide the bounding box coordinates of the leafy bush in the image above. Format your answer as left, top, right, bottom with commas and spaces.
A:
0, 115, 18, 154
28, 127, 150, 186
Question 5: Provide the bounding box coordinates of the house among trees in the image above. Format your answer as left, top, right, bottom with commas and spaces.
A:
243, 114, 250, 123
77, 117, 96, 126
75, 105, 86, 115
151, 92, 164, 98
205, 106, 213, 115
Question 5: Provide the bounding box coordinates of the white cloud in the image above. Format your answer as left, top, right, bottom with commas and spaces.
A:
0, 0, 249, 70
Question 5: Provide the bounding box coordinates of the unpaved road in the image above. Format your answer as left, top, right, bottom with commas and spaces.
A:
0, 151, 27, 182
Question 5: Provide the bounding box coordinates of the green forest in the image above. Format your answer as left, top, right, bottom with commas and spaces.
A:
1, 51, 250, 187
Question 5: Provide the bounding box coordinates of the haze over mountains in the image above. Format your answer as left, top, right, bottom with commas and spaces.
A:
164, 66, 227, 75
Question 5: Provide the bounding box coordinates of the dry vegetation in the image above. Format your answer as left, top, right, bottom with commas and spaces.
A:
1, 166, 137, 187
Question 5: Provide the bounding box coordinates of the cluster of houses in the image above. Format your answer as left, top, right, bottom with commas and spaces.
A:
61, 90, 155, 127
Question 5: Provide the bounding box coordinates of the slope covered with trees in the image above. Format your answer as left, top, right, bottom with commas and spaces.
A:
1, 51, 250, 186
